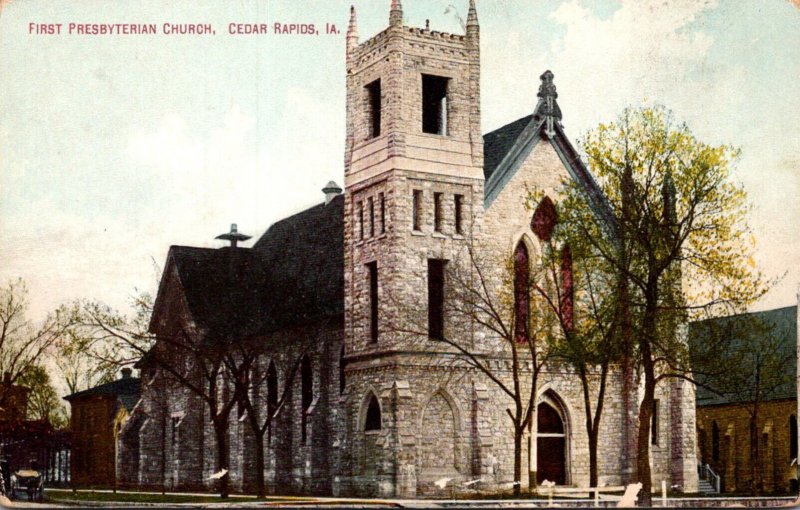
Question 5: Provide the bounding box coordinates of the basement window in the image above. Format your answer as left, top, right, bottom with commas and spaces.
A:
366, 79, 381, 138
422, 74, 449, 135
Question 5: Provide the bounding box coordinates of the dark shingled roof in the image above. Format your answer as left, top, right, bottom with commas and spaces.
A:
253, 193, 344, 332
64, 377, 141, 413
689, 306, 797, 407
482, 114, 618, 236
154, 194, 344, 340
483, 114, 534, 181
167, 245, 269, 339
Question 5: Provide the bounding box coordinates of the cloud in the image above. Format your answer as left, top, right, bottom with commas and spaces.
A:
546, 0, 720, 133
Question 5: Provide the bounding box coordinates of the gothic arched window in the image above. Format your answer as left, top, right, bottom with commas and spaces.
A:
339, 346, 346, 395
365, 395, 381, 431
266, 360, 278, 444
301, 355, 313, 444
711, 420, 720, 462
790, 415, 797, 460
513, 242, 530, 344
267, 361, 278, 415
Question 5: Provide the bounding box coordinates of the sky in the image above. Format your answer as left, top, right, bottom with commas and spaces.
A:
1, 0, 798, 323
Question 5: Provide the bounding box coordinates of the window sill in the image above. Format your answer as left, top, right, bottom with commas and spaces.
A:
365, 429, 381, 436
411, 230, 426, 237
356, 233, 388, 245
419, 131, 450, 139
432, 232, 447, 239
452, 234, 465, 240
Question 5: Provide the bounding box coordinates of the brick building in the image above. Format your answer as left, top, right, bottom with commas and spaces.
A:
691, 306, 799, 494
64, 369, 140, 487
123, 1, 698, 497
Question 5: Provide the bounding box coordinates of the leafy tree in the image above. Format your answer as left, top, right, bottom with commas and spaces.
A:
16, 364, 68, 428
560, 106, 769, 504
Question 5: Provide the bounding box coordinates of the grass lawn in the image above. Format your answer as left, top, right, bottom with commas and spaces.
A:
45, 488, 315, 504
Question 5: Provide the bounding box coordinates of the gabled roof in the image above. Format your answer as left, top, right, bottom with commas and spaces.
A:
163, 245, 269, 339
481, 71, 617, 235
483, 114, 534, 182
64, 377, 141, 413
482, 115, 617, 235
689, 306, 797, 407
150, 194, 344, 342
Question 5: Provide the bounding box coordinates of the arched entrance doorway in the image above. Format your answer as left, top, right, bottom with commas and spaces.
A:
537, 401, 566, 485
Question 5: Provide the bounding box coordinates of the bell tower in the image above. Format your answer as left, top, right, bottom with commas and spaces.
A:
343, 0, 484, 357
339, 2, 484, 497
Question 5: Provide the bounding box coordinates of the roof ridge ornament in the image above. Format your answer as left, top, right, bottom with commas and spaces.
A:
534, 70, 563, 139
216, 223, 251, 248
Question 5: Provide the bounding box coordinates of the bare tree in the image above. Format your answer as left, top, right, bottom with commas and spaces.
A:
0, 279, 75, 409
71, 294, 243, 498
385, 235, 556, 496
223, 331, 312, 498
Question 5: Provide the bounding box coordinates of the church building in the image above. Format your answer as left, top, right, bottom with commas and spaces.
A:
120, 1, 698, 497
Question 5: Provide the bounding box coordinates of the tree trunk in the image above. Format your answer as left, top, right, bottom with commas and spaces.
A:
588, 428, 599, 488
513, 426, 523, 497
580, 366, 598, 488
213, 419, 230, 498
254, 431, 266, 498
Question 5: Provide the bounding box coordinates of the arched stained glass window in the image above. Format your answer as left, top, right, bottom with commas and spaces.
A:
514, 242, 530, 344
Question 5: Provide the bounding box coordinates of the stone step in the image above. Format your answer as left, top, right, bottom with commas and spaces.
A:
697, 479, 717, 493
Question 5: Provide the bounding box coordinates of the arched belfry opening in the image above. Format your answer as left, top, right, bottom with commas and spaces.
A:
537, 392, 568, 485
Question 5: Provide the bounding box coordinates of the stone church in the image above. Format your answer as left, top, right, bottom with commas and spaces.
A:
119, 0, 699, 497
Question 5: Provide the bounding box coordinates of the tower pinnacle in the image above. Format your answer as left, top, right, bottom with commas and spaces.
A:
390, 0, 403, 27
467, 0, 478, 27
346, 5, 358, 56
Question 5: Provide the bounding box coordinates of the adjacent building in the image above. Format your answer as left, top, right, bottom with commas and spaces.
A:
691, 305, 798, 494
64, 368, 141, 487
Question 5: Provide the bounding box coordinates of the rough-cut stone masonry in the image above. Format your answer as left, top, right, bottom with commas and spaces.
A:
124, 1, 698, 498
